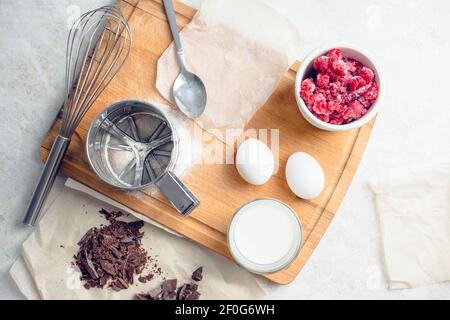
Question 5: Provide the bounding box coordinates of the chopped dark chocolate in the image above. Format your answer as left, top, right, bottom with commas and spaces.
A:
191, 267, 203, 281
135, 268, 203, 300
74, 209, 151, 291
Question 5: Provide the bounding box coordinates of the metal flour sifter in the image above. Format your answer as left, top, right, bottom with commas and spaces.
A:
86, 100, 200, 216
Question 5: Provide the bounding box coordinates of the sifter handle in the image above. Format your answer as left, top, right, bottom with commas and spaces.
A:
23, 135, 71, 227
156, 171, 200, 216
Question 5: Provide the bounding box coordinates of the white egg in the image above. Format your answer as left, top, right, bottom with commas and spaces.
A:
236, 138, 274, 186
286, 152, 325, 199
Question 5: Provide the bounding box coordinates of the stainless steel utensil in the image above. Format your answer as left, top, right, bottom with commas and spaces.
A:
23, 6, 132, 226
162, 0, 207, 119
86, 100, 199, 216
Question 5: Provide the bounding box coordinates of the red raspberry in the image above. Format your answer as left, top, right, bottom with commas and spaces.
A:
327, 98, 342, 112
313, 56, 329, 73
331, 59, 348, 77
360, 67, 375, 83
316, 73, 330, 88
349, 76, 367, 92
311, 93, 329, 115
334, 101, 346, 113
348, 100, 367, 118
330, 81, 346, 96
300, 78, 316, 105
327, 48, 343, 63
364, 82, 379, 102
342, 106, 355, 121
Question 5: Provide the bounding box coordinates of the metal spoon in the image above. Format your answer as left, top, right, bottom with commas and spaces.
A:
163, 0, 207, 118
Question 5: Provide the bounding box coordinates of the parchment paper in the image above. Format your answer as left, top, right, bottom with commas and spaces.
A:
369, 163, 450, 289
10, 179, 266, 300
157, 0, 303, 144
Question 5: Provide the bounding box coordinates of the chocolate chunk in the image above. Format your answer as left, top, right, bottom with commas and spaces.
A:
162, 290, 177, 300
191, 267, 203, 281
186, 290, 201, 300
176, 284, 188, 300
81, 255, 99, 279
135, 293, 147, 300
148, 286, 163, 300
117, 278, 129, 289
162, 279, 177, 292
138, 274, 154, 283
99, 260, 116, 275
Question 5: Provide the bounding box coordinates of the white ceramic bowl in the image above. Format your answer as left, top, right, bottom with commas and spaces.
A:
294, 44, 383, 131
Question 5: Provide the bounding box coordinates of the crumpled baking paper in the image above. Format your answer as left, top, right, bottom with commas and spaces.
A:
156, 0, 303, 144
369, 163, 450, 289
9, 179, 266, 299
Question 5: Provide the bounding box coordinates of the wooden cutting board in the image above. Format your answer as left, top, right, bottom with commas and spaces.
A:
40, 0, 375, 284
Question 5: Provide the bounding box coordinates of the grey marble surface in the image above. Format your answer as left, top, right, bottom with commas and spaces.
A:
1, 0, 449, 299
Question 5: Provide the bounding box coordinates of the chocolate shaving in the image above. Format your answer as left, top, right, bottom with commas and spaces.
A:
74, 209, 150, 291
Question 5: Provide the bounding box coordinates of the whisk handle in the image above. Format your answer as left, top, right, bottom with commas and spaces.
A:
23, 135, 71, 227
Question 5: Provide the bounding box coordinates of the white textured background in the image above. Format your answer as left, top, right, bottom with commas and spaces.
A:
0, 0, 449, 299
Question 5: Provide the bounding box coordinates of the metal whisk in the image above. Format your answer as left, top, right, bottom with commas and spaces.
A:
23, 6, 132, 226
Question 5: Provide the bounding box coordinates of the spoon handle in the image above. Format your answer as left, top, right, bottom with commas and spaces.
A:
163, 0, 187, 69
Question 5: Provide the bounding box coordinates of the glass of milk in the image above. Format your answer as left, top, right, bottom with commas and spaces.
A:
227, 199, 303, 274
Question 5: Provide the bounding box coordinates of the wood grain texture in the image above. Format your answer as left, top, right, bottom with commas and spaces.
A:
40, 0, 375, 284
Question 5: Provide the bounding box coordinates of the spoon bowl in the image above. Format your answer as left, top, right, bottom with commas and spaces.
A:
173, 70, 207, 119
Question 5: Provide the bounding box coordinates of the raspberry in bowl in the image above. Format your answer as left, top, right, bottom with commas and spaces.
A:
295, 45, 382, 131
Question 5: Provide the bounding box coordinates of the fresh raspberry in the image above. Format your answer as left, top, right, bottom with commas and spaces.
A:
348, 100, 367, 118
349, 76, 367, 92
334, 101, 346, 113
360, 67, 375, 83
327, 98, 341, 112
311, 93, 329, 115
316, 73, 330, 88
342, 106, 355, 121
300, 78, 316, 105
364, 82, 379, 102
331, 59, 348, 77
327, 48, 343, 63
315, 88, 331, 99
330, 82, 346, 97
301, 78, 316, 94
313, 56, 330, 73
